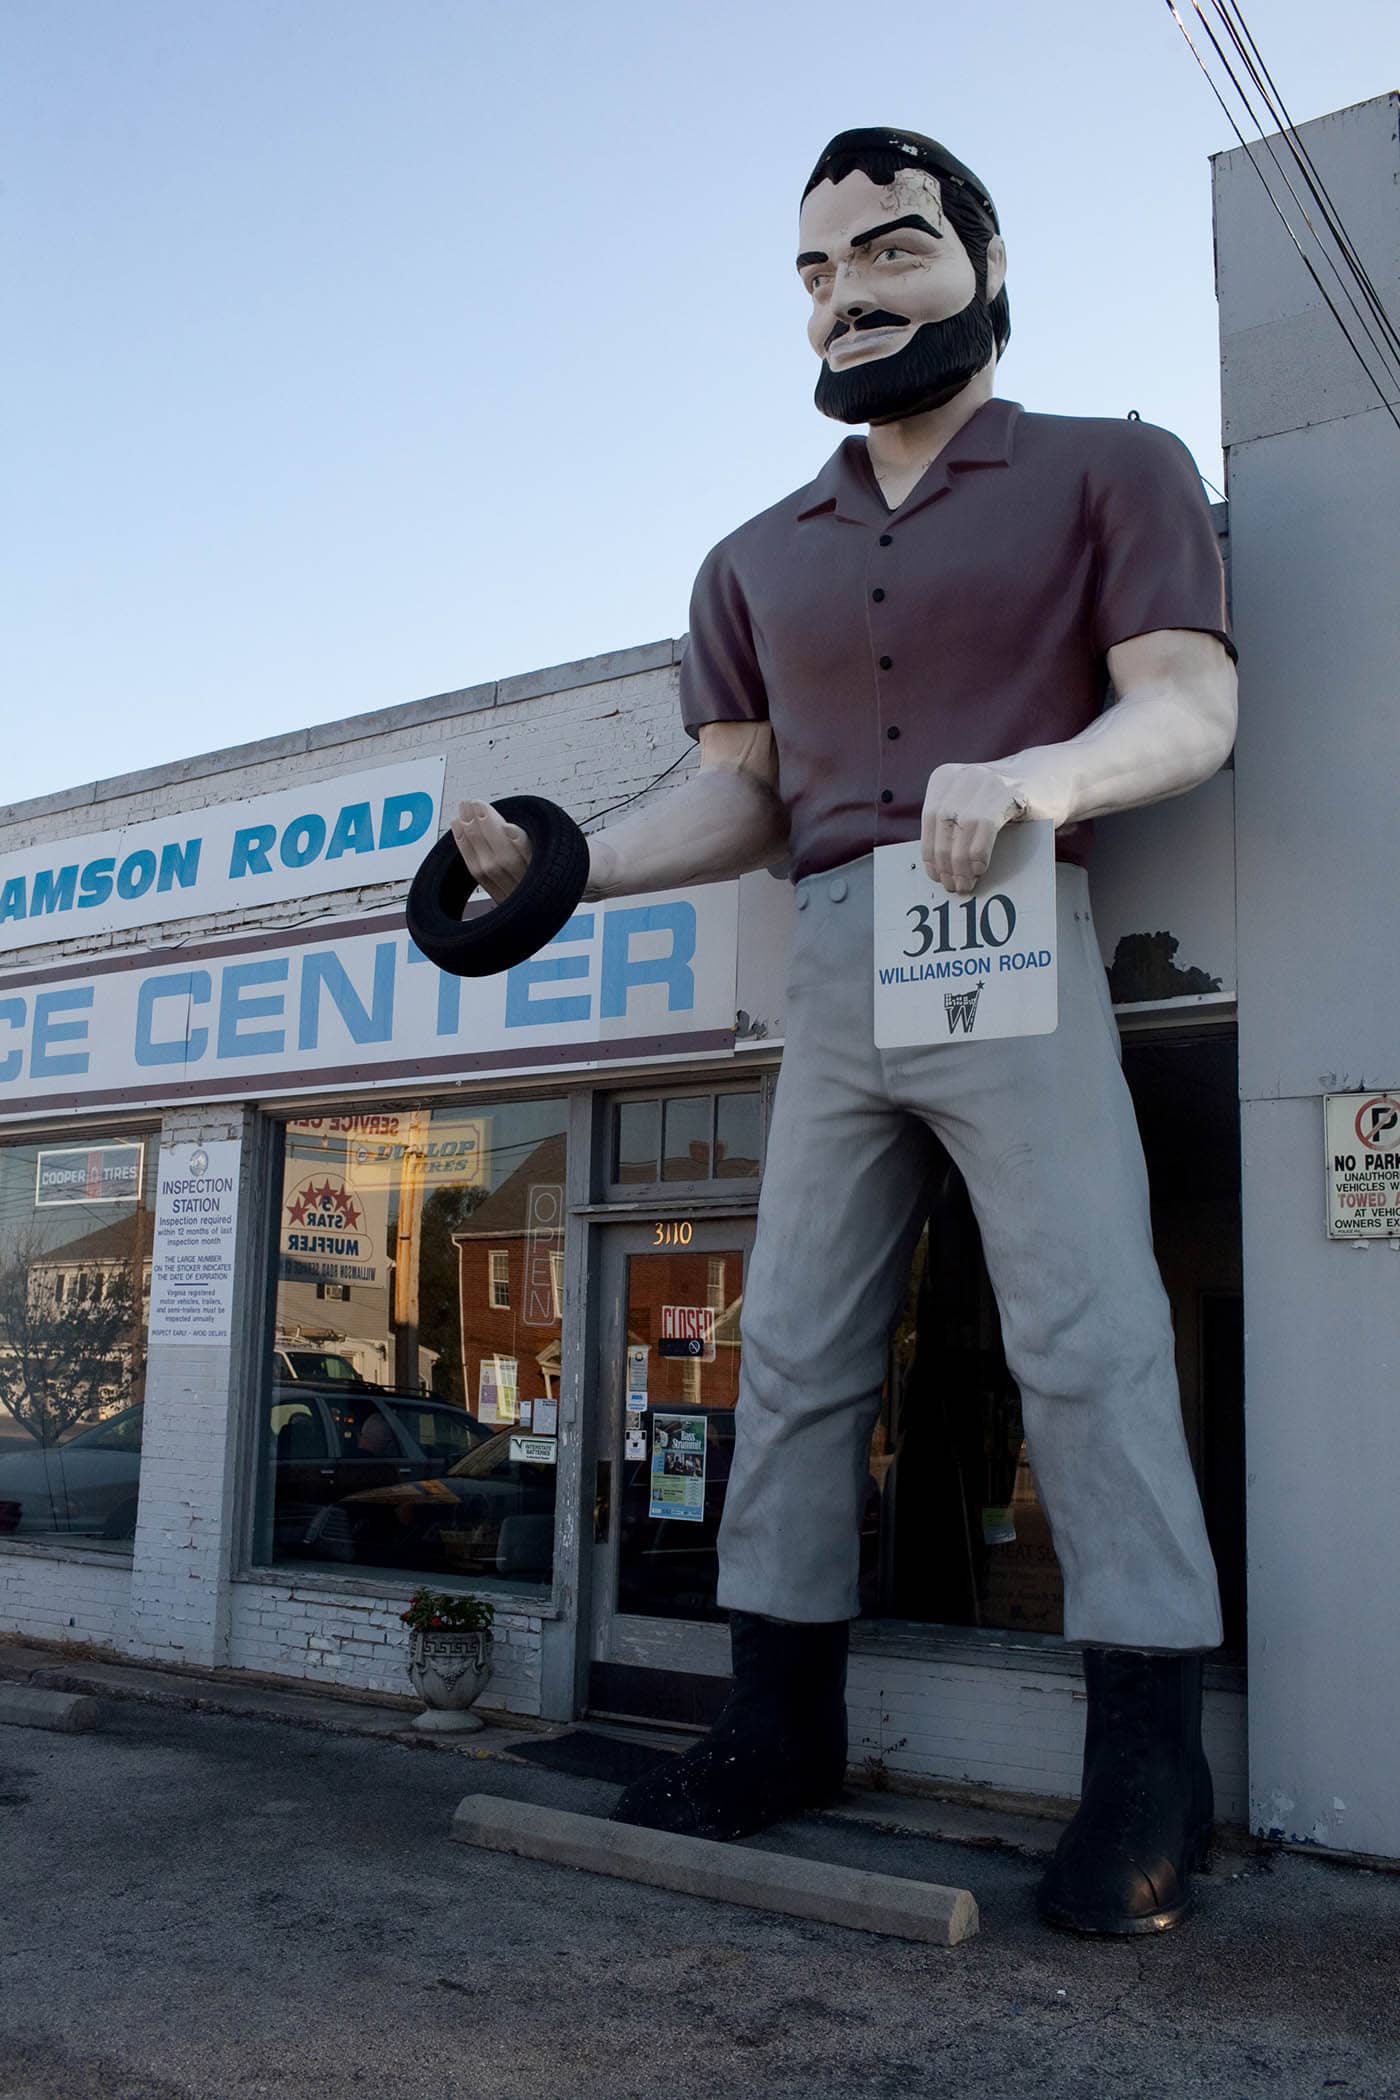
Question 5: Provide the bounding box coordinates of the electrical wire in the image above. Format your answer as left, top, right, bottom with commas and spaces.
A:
1208, 0, 1400, 368
1163, 0, 1400, 439
581, 746, 693, 831
1188, 1, 1400, 393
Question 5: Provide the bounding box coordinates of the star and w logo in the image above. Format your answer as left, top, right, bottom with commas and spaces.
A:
944, 982, 984, 1037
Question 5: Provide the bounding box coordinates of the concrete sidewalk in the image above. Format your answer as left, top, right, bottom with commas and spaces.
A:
2, 1641, 1398, 2099
0, 1635, 1091, 1858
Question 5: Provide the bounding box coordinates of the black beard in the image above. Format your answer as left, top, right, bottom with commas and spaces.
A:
814, 297, 997, 425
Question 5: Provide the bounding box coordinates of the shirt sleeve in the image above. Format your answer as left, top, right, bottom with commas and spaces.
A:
678, 538, 769, 738
1087, 422, 1237, 664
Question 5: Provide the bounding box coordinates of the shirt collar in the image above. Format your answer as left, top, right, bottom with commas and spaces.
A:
795, 397, 1022, 525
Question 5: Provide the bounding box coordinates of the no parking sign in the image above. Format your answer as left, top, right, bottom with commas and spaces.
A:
1325, 1093, 1400, 1238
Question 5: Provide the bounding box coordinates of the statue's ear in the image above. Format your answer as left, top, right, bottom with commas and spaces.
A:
985, 233, 1007, 304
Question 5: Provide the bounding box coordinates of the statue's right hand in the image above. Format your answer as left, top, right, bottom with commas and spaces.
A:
450, 800, 533, 905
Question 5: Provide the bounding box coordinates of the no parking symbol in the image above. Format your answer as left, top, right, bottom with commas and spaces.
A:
1355, 1096, 1400, 1151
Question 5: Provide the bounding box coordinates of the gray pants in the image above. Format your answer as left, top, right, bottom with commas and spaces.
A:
717, 854, 1223, 1651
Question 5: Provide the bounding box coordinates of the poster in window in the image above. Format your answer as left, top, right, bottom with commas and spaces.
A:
648, 1413, 706, 1522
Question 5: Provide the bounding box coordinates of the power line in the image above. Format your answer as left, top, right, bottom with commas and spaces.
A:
1208, 0, 1400, 369
1189, 1, 1400, 391
582, 746, 693, 830
1163, 0, 1400, 439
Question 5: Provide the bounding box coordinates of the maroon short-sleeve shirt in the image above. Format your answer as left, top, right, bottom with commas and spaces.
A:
679, 398, 1234, 881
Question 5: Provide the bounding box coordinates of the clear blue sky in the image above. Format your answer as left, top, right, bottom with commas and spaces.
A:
5, 1, 1396, 806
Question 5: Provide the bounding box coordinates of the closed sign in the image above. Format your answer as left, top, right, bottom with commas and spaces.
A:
659, 1306, 716, 1361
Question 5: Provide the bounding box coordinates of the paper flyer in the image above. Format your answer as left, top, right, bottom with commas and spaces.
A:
648, 1413, 707, 1522
478, 1354, 519, 1425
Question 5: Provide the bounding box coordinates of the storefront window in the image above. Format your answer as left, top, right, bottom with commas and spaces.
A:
0, 1133, 155, 1550
864, 1034, 1246, 1654
256, 1098, 568, 1588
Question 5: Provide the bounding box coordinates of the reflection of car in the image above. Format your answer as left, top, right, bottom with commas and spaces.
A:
266, 1387, 494, 1556
0, 1385, 489, 1548
274, 1348, 371, 1385
307, 1431, 556, 1579
0, 1403, 146, 1542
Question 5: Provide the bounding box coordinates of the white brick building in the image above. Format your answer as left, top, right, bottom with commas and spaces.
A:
2, 95, 1398, 1860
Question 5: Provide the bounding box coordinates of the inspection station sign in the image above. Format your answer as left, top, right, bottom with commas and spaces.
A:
147, 1139, 243, 1346
0, 883, 742, 1121
0, 757, 444, 952
1325, 1093, 1400, 1239
872, 821, 1059, 1050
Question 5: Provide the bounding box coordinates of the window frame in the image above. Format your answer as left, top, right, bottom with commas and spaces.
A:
0, 1117, 160, 1566
604, 1078, 772, 1205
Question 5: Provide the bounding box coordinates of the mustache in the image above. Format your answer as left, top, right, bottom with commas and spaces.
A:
825, 309, 911, 352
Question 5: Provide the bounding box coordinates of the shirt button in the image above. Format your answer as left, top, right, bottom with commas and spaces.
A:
796, 890, 810, 911
886, 725, 900, 740
879, 656, 892, 671
829, 877, 848, 903
871, 588, 885, 603
880, 789, 894, 804
879, 533, 893, 547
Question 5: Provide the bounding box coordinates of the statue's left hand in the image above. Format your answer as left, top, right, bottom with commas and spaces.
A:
920, 763, 1029, 895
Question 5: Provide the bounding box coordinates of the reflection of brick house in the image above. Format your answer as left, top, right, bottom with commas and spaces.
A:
453, 1137, 567, 1418
623, 1250, 742, 1411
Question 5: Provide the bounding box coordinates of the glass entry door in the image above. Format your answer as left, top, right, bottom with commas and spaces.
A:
589, 1217, 754, 1716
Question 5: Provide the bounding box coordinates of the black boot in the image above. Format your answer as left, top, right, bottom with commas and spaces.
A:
610, 1613, 849, 1841
1037, 1648, 1214, 1935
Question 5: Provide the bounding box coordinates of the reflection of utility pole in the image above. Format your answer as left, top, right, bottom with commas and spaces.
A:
392, 1112, 429, 1391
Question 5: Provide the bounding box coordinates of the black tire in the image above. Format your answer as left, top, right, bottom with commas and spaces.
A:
405, 795, 591, 979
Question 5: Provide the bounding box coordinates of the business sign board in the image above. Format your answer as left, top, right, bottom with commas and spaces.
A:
0, 884, 742, 1121
1325, 1092, 1400, 1239
280, 1162, 389, 1288
287, 1110, 492, 1193
0, 758, 444, 953
34, 1141, 144, 1206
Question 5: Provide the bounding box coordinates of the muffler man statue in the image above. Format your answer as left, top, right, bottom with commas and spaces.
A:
450, 127, 1237, 1935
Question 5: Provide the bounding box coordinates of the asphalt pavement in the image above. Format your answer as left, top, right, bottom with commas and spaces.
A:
1, 1697, 1398, 2100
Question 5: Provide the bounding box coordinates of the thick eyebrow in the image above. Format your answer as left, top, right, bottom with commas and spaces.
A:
850, 213, 943, 250
795, 250, 828, 270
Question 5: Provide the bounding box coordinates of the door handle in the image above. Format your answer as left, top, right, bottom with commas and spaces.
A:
594, 1459, 612, 1544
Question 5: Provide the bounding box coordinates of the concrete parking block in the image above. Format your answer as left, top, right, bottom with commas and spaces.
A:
0, 1685, 100, 1734
450, 1792, 978, 1945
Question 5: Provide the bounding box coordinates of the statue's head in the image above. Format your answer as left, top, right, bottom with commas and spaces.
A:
798, 128, 1009, 426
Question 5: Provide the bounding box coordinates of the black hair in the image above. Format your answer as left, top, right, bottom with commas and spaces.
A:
803, 127, 1010, 359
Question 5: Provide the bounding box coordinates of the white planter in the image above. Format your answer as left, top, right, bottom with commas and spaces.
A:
407, 1628, 494, 1734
